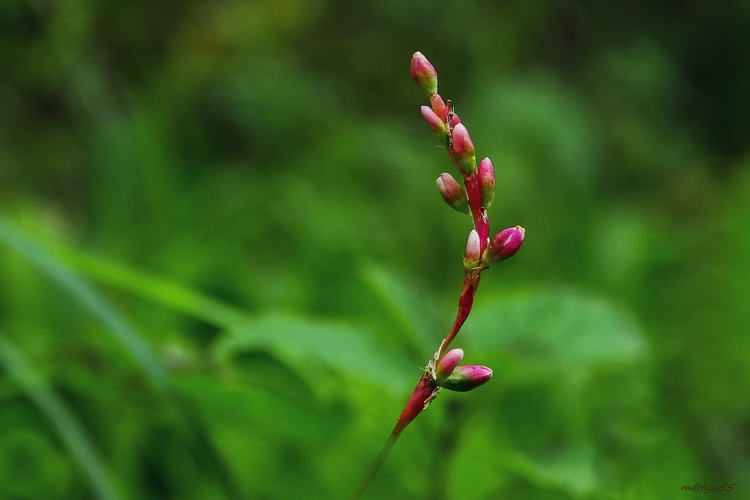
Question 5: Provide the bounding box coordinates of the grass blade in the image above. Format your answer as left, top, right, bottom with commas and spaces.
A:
0, 218, 171, 394
47, 238, 246, 328
0, 334, 120, 500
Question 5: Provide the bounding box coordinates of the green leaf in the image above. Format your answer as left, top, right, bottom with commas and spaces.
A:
45, 236, 247, 327
214, 313, 415, 397
466, 286, 646, 378
359, 262, 446, 354
0, 335, 120, 500
0, 218, 171, 394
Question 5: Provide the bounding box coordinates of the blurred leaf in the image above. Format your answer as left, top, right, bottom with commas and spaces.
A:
0, 429, 74, 499
0, 335, 119, 500
47, 237, 247, 327
443, 286, 649, 498
174, 372, 347, 498
214, 313, 414, 397
474, 72, 601, 192
466, 286, 646, 380
0, 218, 171, 394
359, 262, 447, 356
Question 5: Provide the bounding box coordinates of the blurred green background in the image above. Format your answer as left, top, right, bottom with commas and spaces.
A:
1, 1, 749, 498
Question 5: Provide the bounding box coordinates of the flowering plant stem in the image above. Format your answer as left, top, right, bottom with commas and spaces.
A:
350, 52, 525, 499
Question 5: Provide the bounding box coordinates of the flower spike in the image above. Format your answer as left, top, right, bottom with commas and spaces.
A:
352, 52, 527, 499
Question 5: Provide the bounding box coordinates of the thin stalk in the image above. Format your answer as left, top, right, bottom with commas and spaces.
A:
350, 432, 400, 500
436, 269, 481, 359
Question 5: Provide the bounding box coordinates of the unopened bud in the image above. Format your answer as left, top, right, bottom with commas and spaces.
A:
421, 106, 447, 142
441, 364, 493, 392
410, 52, 438, 96
478, 157, 495, 208
436, 173, 469, 214
483, 226, 525, 264
429, 94, 449, 122
435, 348, 464, 385
464, 229, 481, 268
451, 123, 476, 174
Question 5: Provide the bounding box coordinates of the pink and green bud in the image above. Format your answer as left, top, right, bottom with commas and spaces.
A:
410, 52, 438, 96
440, 364, 493, 392
435, 348, 464, 385
421, 106, 447, 141
429, 94, 449, 121
464, 229, 481, 268
436, 173, 470, 214
450, 123, 476, 174
483, 225, 525, 264
478, 157, 495, 208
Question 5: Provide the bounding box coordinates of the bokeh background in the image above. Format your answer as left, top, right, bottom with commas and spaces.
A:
2, 1, 749, 499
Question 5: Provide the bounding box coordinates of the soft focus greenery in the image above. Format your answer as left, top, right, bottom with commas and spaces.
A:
2, 1, 749, 499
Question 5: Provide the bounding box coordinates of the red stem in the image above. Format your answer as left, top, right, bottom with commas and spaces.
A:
429, 112, 489, 371
392, 372, 440, 436
437, 269, 481, 359
464, 173, 490, 252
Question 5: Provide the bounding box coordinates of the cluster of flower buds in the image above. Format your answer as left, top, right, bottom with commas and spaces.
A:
411, 52, 477, 174
436, 170, 522, 271
435, 348, 492, 392
411, 51, 526, 271
464, 225, 525, 269
482, 225, 525, 265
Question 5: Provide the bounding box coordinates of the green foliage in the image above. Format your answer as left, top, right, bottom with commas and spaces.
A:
2, 1, 750, 498
0, 335, 118, 500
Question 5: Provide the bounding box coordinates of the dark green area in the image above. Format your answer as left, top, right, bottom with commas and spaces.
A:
2, 1, 749, 498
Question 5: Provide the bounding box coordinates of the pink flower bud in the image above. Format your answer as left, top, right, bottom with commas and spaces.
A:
429, 94, 449, 121
421, 105, 446, 140
483, 226, 525, 264
478, 157, 495, 208
451, 123, 476, 174
440, 364, 493, 392
464, 229, 481, 268
435, 348, 464, 384
436, 173, 469, 214
410, 52, 438, 96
